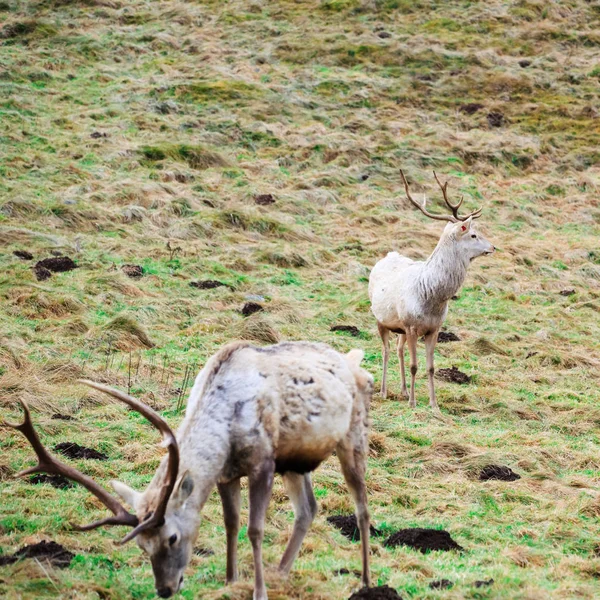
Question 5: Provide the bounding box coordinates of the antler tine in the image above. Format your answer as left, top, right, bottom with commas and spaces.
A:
79, 380, 180, 544
399, 170, 457, 223
433, 171, 483, 221
6, 400, 138, 530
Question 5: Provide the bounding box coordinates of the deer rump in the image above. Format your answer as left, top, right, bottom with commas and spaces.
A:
204, 343, 359, 478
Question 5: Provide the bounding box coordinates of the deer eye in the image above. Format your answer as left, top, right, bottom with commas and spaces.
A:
169, 534, 178, 546
471, 234, 477, 239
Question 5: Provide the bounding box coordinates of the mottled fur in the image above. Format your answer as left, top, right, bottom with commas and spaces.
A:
113, 341, 373, 599
369, 217, 494, 412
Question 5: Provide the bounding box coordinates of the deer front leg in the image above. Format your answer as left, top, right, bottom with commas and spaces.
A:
248, 460, 275, 600
279, 472, 318, 576
424, 330, 441, 416
377, 323, 390, 398
406, 330, 418, 408
217, 478, 241, 584
396, 334, 408, 399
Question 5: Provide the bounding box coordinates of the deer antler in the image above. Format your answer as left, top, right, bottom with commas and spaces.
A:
7, 383, 180, 544
79, 380, 180, 544
400, 170, 482, 223
433, 171, 482, 221
6, 400, 139, 531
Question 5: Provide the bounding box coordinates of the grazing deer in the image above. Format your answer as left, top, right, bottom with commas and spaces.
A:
7, 341, 373, 599
368, 171, 495, 413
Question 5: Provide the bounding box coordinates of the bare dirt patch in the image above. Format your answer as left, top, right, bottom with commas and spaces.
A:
241, 302, 264, 317
0, 541, 74, 568
437, 331, 460, 342
460, 103, 484, 114
436, 367, 471, 384
29, 474, 74, 489
383, 528, 463, 553
51, 413, 74, 421
331, 325, 360, 337
255, 194, 276, 205
487, 111, 505, 127
327, 514, 382, 541
54, 442, 108, 461
349, 585, 403, 599
479, 465, 521, 482
474, 579, 494, 588
33, 264, 52, 281
121, 264, 144, 278
35, 256, 77, 272
429, 579, 453, 589
190, 280, 231, 290
13, 250, 33, 260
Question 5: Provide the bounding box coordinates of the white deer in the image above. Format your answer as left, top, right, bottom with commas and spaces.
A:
8, 340, 373, 599
368, 171, 495, 413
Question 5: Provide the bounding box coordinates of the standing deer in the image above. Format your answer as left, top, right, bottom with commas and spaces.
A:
369, 171, 495, 413
7, 340, 373, 599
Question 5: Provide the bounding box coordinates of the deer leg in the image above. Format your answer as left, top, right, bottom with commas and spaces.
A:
377, 322, 390, 398
336, 441, 370, 588
424, 329, 441, 416
248, 460, 275, 600
217, 478, 241, 584
406, 329, 418, 408
278, 472, 318, 576
396, 334, 408, 399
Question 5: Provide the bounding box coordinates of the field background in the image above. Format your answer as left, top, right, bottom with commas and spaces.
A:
1, 0, 600, 598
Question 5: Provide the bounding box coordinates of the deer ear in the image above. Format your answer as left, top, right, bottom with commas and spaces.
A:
111, 480, 142, 510
345, 349, 365, 368
457, 216, 473, 235
173, 471, 194, 505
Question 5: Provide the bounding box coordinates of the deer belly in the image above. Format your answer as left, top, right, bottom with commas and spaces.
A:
275, 412, 349, 474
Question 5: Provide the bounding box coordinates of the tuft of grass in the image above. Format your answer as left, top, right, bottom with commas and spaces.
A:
139, 144, 229, 169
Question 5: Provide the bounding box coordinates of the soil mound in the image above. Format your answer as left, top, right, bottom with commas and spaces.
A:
349, 585, 402, 599
331, 325, 360, 337
383, 528, 463, 553
474, 579, 494, 588
29, 474, 74, 489
121, 264, 144, 278
436, 366, 471, 384
255, 194, 276, 205
13, 250, 33, 260
55, 442, 108, 461
36, 256, 77, 272
438, 331, 460, 342
479, 465, 521, 482
241, 302, 264, 317
0, 541, 74, 568
327, 514, 382, 541
33, 265, 52, 281
190, 280, 229, 290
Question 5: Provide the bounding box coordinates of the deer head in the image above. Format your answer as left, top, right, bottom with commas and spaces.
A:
6, 381, 195, 598
400, 170, 495, 260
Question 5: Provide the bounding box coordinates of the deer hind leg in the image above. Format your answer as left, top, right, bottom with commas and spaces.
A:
278, 472, 318, 576
396, 333, 408, 399
336, 440, 371, 588
217, 478, 241, 584
377, 322, 390, 398
406, 329, 418, 408
424, 329, 441, 416
248, 460, 275, 600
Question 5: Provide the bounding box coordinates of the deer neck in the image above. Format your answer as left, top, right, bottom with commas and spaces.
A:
419, 235, 469, 307
150, 417, 230, 515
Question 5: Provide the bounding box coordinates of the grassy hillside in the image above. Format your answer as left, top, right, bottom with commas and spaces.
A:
1, 0, 600, 598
